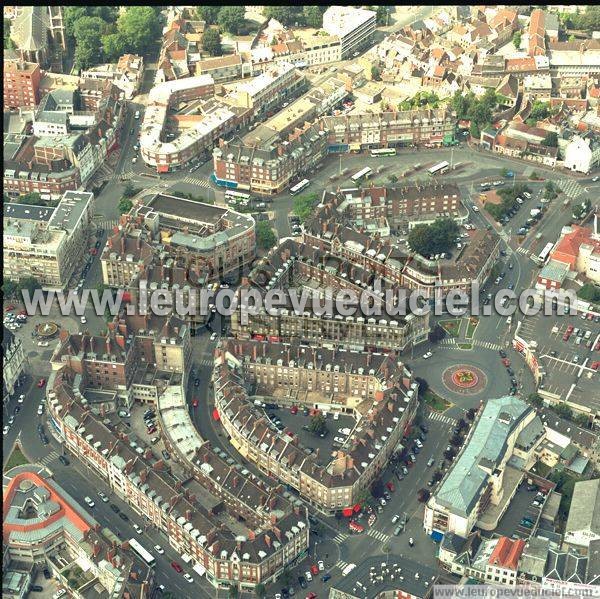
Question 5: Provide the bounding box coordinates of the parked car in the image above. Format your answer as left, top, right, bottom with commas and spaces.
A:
84, 496, 95, 508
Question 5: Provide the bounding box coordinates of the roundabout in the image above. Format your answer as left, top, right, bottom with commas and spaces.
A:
442, 364, 488, 396
35, 322, 59, 338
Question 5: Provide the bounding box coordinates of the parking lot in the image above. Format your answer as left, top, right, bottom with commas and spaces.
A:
264, 406, 356, 467
495, 483, 546, 540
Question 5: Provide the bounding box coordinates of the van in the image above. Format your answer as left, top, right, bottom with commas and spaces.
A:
134, 110, 140, 119
342, 563, 356, 576
585, 330, 592, 340
52, 590, 67, 599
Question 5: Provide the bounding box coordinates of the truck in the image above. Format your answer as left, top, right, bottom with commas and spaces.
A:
530, 208, 541, 217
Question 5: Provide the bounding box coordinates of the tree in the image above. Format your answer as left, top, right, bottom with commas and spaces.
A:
256, 221, 277, 250
16, 192, 43, 205
202, 28, 222, 57
371, 65, 381, 81
466, 408, 476, 421
407, 218, 460, 257
528, 393, 544, 408
555, 403, 573, 419
2, 279, 18, 299
118, 198, 133, 214
541, 132, 558, 147
528, 100, 551, 124
263, 6, 298, 27
512, 30, 522, 49
303, 6, 324, 28
102, 32, 127, 61
578, 283, 600, 303
117, 7, 161, 55
196, 6, 221, 25
4, 18, 16, 49
370, 479, 385, 498
73, 16, 106, 69
122, 181, 139, 199
293, 193, 318, 222
375, 6, 390, 25
415, 376, 428, 395
18, 277, 41, 296
218, 7, 246, 34
469, 121, 481, 138
387, 174, 398, 184
309, 414, 327, 436
451, 90, 471, 119
64, 6, 90, 41
254, 583, 266, 599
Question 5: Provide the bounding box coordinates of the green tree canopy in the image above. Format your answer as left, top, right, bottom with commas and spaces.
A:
512, 30, 522, 49
263, 6, 299, 26
371, 65, 381, 81
303, 6, 324, 28
407, 218, 460, 257
73, 16, 106, 69
102, 32, 127, 61
196, 6, 221, 25
541, 132, 558, 147
3, 279, 18, 299
578, 283, 600, 303
202, 28, 222, 57
218, 7, 246, 34
118, 198, 133, 214
293, 193, 318, 222
18, 277, 41, 296
256, 221, 277, 250
122, 181, 139, 199
375, 6, 390, 25
4, 18, 16, 49
117, 7, 161, 55
308, 414, 327, 435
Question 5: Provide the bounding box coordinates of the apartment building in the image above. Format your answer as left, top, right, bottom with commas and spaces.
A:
102, 194, 255, 288
3, 190, 94, 290
424, 396, 545, 539
45, 365, 309, 592
196, 55, 243, 82
3, 59, 41, 109
80, 54, 144, 100
2, 327, 26, 401
214, 339, 418, 514
3, 464, 143, 598
213, 121, 328, 195
323, 6, 376, 59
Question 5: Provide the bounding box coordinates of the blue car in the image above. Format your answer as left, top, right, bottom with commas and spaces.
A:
322, 573, 331, 583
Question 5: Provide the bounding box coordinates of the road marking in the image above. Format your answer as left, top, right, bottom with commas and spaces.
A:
39, 450, 60, 467
516, 247, 530, 256
428, 412, 456, 425
335, 559, 350, 571
182, 176, 211, 188
367, 528, 390, 543
333, 532, 349, 544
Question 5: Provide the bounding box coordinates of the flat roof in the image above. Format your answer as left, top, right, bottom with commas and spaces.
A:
48, 190, 94, 233
3, 203, 53, 222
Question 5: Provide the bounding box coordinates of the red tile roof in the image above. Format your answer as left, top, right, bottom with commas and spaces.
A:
488, 537, 525, 570
553, 225, 599, 262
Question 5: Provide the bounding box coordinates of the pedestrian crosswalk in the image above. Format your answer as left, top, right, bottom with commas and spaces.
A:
194, 358, 214, 368
367, 528, 390, 543
439, 338, 457, 346
515, 246, 530, 256
472, 339, 503, 351
181, 175, 211, 188
99, 219, 120, 231
39, 450, 60, 467
333, 532, 349, 544
335, 560, 350, 571
428, 411, 456, 425
558, 178, 585, 199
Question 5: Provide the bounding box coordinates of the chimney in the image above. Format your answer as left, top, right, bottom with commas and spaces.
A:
140, 469, 147, 483
186, 509, 192, 520
120, 236, 125, 254
264, 534, 272, 548
233, 475, 239, 488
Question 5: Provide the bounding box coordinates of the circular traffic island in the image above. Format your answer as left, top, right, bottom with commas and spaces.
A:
36, 322, 59, 338
442, 364, 487, 396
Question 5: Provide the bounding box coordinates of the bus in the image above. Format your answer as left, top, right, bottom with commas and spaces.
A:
128, 538, 155, 566
370, 148, 396, 157
428, 161, 450, 176
225, 190, 251, 201
290, 179, 310, 195
351, 167, 373, 183
532, 242, 554, 266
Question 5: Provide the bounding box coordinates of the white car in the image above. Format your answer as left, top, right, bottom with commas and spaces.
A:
18, 394, 25, 403
84, 496, 95, 508
333, 436, 345, 444
98, 491, 109, 503
37, 404, 44, 416
3, 425, 10, 435
8, 416, 15, 425
333, 412, 339, 421
472, 206, 479, 212
379, 498, 386, 506
516, 198, 524, 204
183, 573, 194, 583
154, 545, 165, 554
422, 351, 433, 359
132, 157, 137, 164
210, 332, 218, 341
80, 316, 87, 324
38, 340, 49, 347
318, 560, 324, 571
305, 571, 313, 582
133, 523, 143, 534
593, 176, 599, 182
392, 514, 400, 524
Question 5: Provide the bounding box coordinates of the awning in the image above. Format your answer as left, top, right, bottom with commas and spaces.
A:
157, 164, 169, 173
342, 507, 353, 518
353, 503, 361, 513
193, 563, 206, 577
349, 521, 364, 532
181, 553, 192, 563
212, 409, 220, 421
349, 143, 361, 151
431, 530, 444, 543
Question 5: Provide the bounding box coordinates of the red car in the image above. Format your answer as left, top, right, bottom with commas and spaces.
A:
192, 399, 199, 408
306, 593, 317, 599
5, 305, 15, 312
147, 426, 157, 434
171, 561, 183, 573
37, 378, 46, 388
310, 564, 319, 576
502, 358, 510, 367
386, 481, 395, 493
290, 405, 298, 415
591, 361, 600, 371
89, 248, 98, 255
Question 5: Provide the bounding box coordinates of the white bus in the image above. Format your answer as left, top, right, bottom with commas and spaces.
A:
351, 167, 373, 183
128, 538, 155, 566
428, 161, 450, 176
225, 190, 251, 201
533, 242, 554, 266
370, 148, 396, 157
290, 179, 310, 195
